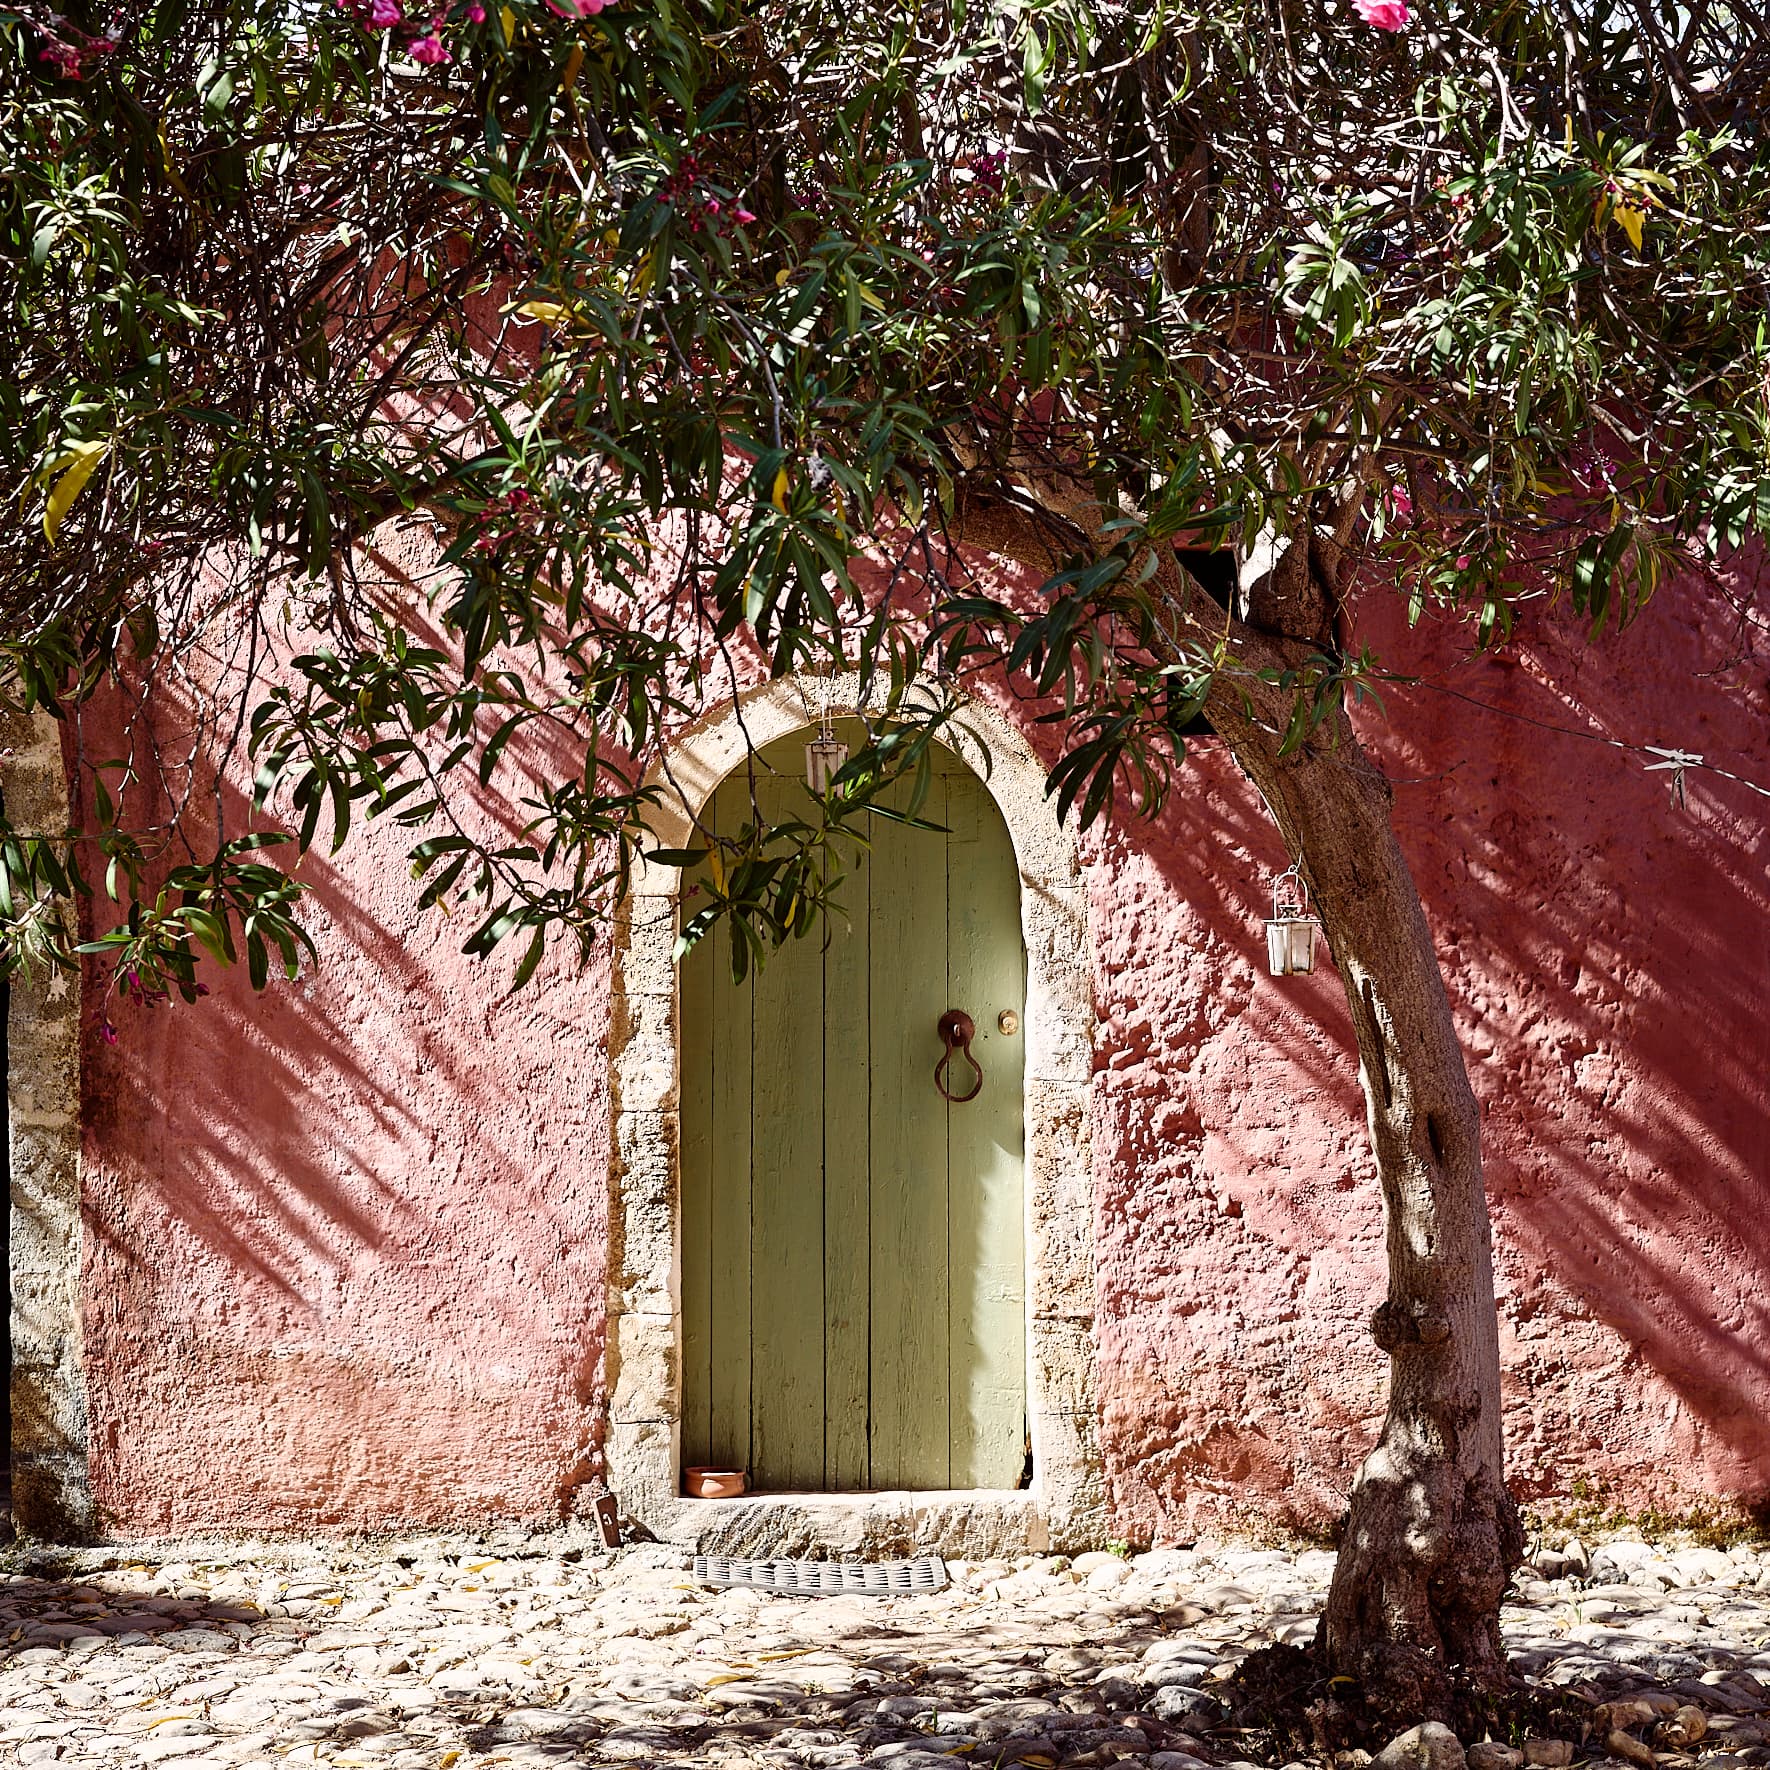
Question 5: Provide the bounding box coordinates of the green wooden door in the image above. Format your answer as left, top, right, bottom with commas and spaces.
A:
680, 727, 1027, 1492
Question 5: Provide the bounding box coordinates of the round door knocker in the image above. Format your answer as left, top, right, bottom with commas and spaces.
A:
934, 1009, 984, 1104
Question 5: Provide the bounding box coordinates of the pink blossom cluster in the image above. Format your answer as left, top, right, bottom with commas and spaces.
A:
967, 150, 1007, 197
101, 966, 208, 1043
339, 0, 618, 67
472, 486, 539, 552
335, 0, 485, 67
1352, 0, 1409, 27
33, 10, 121, 79
659, 150, 756, 236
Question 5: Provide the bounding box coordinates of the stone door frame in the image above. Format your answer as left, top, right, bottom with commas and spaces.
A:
605, 676, 1106, 1556
3, 709, 94, 1540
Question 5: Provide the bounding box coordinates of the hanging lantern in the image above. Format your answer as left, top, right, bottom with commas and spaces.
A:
1264, 863, 1322, 976
804, 715, 848, 795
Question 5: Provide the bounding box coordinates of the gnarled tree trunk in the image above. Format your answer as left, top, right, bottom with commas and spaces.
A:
955, 483, 1522, 1716
1224, 708, 1523, 1717
1195, 537, 1524, 1716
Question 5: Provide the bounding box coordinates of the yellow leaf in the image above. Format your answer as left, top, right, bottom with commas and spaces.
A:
513, 298, 577, 327
499, 4, 515, 36
775, 268, 791, 286
561, 41, 584, 91
157, 123, 194, 199
43, 441, 107, 545
1614, 201, 1644, 250
630, 250, 655, 296
703, 1672, 758, 1687
756, 1649, 815, 1662
771, 466, 791, 512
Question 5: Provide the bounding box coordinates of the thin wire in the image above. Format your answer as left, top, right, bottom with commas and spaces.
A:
1403, 679, 1770, 803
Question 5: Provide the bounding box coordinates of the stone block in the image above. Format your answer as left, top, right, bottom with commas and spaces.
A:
1038, 1410, 1109, 1549
1032, 1316, 1098, 1415
1027, 1081, 1091, 1217
610, 985, 677, 1115
1030, 1204, 1095, 1321
607, 1310, 679, 1426
1023, 887, 1092, 1083
609, 1111, 677, 1312
615, 898, 679, 986
605, 1417, 679, 1523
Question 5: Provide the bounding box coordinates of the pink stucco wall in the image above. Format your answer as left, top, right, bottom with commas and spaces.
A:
71, 564, 1770, 1537
77, 654, 615, 1532
1089, 578, 1770, 1540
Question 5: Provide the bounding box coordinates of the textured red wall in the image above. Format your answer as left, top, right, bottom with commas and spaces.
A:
1088, 570, 1770, 1540
75, 563, 1769, 1536
77, 573, 613, 1534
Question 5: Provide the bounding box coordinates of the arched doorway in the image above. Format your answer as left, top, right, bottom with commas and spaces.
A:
606, 675, 1106, 1553
678, 727, 1027, 1493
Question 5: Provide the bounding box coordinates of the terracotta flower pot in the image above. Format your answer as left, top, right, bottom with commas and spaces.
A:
683, 1467, 747, 1499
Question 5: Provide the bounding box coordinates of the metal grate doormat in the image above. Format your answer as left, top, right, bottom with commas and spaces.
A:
693, 1553, 948, 1597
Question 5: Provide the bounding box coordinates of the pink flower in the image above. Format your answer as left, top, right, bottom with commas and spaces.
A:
465, 3, 484, 18
1454, 554, 1471, 571
733, 207, 756, 225
409, 29, 448, 59
1387, 485, 1412, 519
1353, 0, 1408, 28
99, 1020, 118, 1046
38, 38, 83, 75
369, 0, 401, 23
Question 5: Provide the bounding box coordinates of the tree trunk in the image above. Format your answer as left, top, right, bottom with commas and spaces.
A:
1218, 695, 1523, 1718
948, 483, 1522, 1714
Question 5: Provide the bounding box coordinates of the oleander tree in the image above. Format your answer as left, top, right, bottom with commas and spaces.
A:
3, 0, 1768, 1713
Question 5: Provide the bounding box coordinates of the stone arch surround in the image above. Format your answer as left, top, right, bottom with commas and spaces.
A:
2, 708, 93, 1540
605, 676, 1107, 1554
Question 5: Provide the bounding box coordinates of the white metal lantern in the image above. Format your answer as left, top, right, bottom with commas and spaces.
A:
1264, 863, 1322, 976
804, 715, 848, 795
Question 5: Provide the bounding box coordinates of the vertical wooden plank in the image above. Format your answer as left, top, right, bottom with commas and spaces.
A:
705, 772, 754, 1475
944, 751, 1028, 1488
746, 753, 828, 1488
678, 908, 715, 1469
867, 764, 952, 1490
822, 721, 872, 1488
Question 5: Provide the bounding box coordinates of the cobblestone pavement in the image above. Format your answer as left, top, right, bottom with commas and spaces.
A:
2, 1534, 1768, 1770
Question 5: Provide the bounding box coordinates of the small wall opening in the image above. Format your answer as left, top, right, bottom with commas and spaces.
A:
1169, 550, 1236, 740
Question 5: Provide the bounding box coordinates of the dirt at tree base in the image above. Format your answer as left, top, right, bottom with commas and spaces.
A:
1218, 1642, 1597, 1763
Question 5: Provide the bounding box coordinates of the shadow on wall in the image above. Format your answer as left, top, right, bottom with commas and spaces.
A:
72, 586, 615, 1537
1075, 571, 1770, 1541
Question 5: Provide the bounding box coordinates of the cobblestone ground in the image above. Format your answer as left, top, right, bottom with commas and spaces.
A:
3, 1534, 1768, 1770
